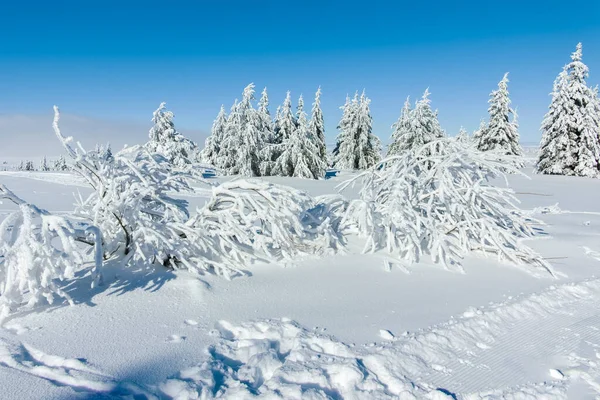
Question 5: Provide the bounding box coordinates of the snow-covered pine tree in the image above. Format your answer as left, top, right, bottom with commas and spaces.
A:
25, 161, 34, 171
201, 105, 227, 167
472, 119, 487, 146
477, 73, 523, 158
237, 86, 262, 177
333, 91, 380, 170
17, 161, 24, 171
257, 88, 275, 175
272, 95, 323, 178
308, 87, 327, 168
296, 95, 305, 127
40, 156, 49, 171
356, 91, 381, 169
538, 43, 600, 177
456, 127, 469, 143
257, 87, 274, 141
53, 155, 68, 171
267, 91, 297, 176
402, 89, 445, 157
146, 102, 199, 168
234, 84, 262, 176
218, 84, 263, 176
217, 100, 239, 172
387, 96, 412, 156
276, 91, 296, 144
333, 93, 359, 169
332, 95, 351, 165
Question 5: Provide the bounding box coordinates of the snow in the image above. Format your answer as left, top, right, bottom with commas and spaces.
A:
2, 167, 600, 398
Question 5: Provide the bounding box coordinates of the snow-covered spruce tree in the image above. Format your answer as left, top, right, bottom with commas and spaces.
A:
334, 91, 381, 169
53, 156, 68, 171
277, 92, 296, 144
0, 184, 102, 319
456, 127, 469, 143
25, 161, 34, 171
356, 91, 381, 169
387, 96, 412, 157
40, 156, 50, 171
537, 43, 600, 177
333, 93, 358, 169
218, 84, 263, 176
308, 87, 328, 174
339, 138, 554, 276
257, 88, 276, 175
200, 105, 227, 167
146, 102, 200, 169
409, 89, 445, 147
397, 89, 445, 166
332, 95, 351, 165
477, 73, 523, 160
472, 119, 487, 147
17, 161, 24, 171
272, 95, 323, 179
238, 101, 263, 177
217, 99, 239, 172
267, 91, 297, 176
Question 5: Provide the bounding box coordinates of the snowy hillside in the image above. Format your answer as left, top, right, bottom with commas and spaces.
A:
1, 168, 600, 399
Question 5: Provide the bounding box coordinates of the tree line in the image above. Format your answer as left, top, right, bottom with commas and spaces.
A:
20, 43, 592, 180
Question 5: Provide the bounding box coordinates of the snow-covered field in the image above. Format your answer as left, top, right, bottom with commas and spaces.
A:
1, 168, 600, 399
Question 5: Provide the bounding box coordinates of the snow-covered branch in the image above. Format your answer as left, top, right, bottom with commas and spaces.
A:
0, 185, 102, 320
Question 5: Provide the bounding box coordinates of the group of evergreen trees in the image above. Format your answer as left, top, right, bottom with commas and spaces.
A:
200, 84, 328, 179
199, 76, 527, 179
138, 42, 600, 181
537, 43, 600, 177
14, 156, 69, 172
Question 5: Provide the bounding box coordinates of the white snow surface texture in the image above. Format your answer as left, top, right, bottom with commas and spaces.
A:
1, 169, 600, 399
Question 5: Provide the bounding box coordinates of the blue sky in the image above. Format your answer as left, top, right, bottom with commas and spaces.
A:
1, 0, 599, 153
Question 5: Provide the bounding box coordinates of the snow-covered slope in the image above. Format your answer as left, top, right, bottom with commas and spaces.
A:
1, 170, 600, 399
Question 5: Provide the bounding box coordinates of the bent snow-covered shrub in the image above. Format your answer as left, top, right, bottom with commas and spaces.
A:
0, 185, 102, 320
340, 139, 554, 276
190, 180, 345, 265
52, 106, 241, 276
